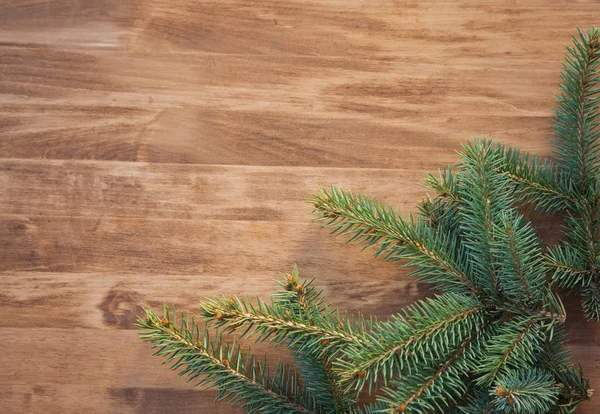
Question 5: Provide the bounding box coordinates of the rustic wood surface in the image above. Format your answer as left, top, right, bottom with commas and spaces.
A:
1, 0, 600, 412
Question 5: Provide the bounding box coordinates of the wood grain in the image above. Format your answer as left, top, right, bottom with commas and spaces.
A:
2, 0, 600, 412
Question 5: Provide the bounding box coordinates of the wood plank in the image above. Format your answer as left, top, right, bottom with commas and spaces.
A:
0, 216, 419, 307
1, 270, 597, 342
0, 326, 298, 414
0, 271, 427, 331
0, 159, 426, 221
0, 51, 559, 167
0, 327, 298, 386
0, 157, 564, 239
0, 385, 232, 414
1, 1, 597, 166
0, 213, 563, 277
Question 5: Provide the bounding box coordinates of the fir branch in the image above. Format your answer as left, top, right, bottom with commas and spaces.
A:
495, 143, 573, 214
475, 317, 542, 386
138, 306, 318, 414
491, 369, 559, 414
458, 139, 518, 295
311, 186, 481, 295
336, 293, 483, 394
452, 390, 501, 414
551, 28, 600, 319
547, 245, 591, 289
199, 294, 366, 358
274, 267, 354, 413
423, 167, 462, 203
553, 27, 600, 193
138, 27, 596, 413
536, 324, 591, 409
492, 213, 547, 308
581, 281, 600, 320
381, 328, 483, 413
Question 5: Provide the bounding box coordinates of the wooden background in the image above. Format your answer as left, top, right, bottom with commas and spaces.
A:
1, 0, 600, 412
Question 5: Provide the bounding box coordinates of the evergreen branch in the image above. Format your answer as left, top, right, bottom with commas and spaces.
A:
492, 213, 547, 308
564, 201, 600, 270
381, 328, 483, 413
274, 267, 354, 413
417, 193, 462, 236
311, 186, 480, 295
451, 390, 500, 414
420, 168, 464, 238
581, 281, 600, 320
137, 27, 595, 413
475, 317, 542, 386
491, 369, 559, 414
553, 27, 600, 193
336, 293, 483, 394
553, 28, 600, 319
138, 306, 318, 414
349, 401, 393, 414
496, 143, 573, 214
547, 245, 591, 289
423, 167, 462, 203
458, 139, 519, 296
536, 324, 591, 409
199, 294, 366, 358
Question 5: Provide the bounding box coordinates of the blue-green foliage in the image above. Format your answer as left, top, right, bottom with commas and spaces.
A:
138, 307, 320, 414
308, 139, 584, 413
502, 27, 600, 319
491, 369, 559, 414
